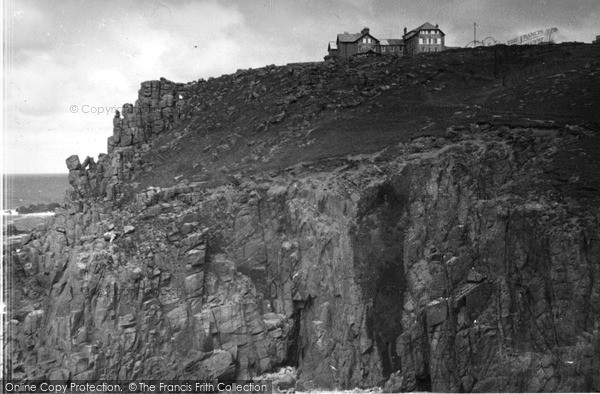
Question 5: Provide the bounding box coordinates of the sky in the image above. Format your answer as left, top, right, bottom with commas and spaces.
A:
2, 0, 599, 174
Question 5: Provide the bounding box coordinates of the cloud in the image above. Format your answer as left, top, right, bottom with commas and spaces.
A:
5, 1, 56, 53
4, 0, 600, 173
4, 0, 251, 173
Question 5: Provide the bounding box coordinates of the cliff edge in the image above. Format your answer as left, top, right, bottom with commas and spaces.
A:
4, 43, 600, 392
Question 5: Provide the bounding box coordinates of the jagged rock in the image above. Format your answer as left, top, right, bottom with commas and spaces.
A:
184, 272, 204, 297
66, 155, 81, 171
6, 44, 600, 392
383, 370, 404, 393
466, 268, 486, 283
202, 350, 235, 380
185, 247, 206, 267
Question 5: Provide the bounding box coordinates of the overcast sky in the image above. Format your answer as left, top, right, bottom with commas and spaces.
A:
3, 0, 599, 174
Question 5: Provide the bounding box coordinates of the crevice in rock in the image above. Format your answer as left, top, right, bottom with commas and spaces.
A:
283, 297, 313, 368
256, 198, 273, 305
354, 181, 407, 378
416, 373, 432, 392
416, 315, 432, 392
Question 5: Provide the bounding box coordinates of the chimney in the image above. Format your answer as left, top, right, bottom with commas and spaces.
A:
361, 27, 370, 35
403, 27, 407, 35
435, 23, 439, 29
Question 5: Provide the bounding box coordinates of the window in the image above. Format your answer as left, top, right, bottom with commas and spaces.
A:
419, 38, 423, 44
391, 46, 394, 51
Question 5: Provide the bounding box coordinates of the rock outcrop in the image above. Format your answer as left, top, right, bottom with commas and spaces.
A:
4, 43, 600, 392
108, 78, 187, 153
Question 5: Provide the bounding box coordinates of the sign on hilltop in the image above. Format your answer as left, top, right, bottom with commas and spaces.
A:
506, 28, 558, 45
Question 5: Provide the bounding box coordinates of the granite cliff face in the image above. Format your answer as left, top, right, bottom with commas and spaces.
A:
4, 44, 600, 391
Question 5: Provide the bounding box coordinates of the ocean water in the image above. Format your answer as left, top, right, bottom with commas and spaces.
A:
2, 173, 69, 211
2, 174, 70, 235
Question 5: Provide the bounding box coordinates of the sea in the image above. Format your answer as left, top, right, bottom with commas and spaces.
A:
2, 173, 70, 237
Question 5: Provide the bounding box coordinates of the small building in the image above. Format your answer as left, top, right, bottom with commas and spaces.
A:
328, 27, 405, 59
594, 35, 600, 44
380, 39, 405, 55
336, 27, 380, 58
403, 22, 445, 54
328, 41, 338, 58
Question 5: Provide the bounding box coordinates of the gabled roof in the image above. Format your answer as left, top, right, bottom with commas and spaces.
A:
337, 33, 362, 43
337, 31, 380, 44
417, 22, 437, 31
381, 39, 404, 46
404, 22, 445, 39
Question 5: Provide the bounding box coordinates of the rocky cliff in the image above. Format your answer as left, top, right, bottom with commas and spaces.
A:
4, 43, 600, 392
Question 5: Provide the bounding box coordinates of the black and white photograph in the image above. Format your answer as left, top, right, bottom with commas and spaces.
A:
2, 1, 600, 392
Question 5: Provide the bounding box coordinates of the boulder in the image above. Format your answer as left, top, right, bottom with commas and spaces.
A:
66, 155, 81, 171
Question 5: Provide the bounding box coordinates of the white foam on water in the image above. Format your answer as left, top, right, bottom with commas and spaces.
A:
22, 212, 56, 217
3, 210, 55, 217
